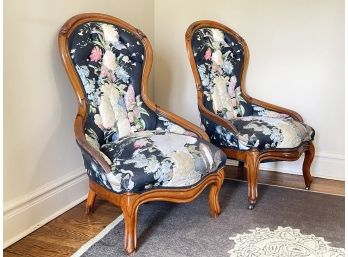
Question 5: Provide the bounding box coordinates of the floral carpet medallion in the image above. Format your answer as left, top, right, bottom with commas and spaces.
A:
228, 227, 344, 257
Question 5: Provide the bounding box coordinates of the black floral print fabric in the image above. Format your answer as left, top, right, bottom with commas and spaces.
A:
68, 21, 226, 193
100, 130, 225, 193
191, 27, 315, 150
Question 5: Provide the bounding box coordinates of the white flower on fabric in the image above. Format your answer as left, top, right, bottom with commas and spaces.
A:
151, 133, 197, 156
102, 50, 117, 71
100, 84, 117, 124
99, 83, 131, 131
122, 55, 131, 63
101, 83, 120, 105
212, 50, 223, 66
169, 124, 186, 134
117, 118, 132, 138
106, 173, 122, 192
101, 24, 119, 43
94, 114, 104, 129
212, 76, 235, 119
276, 120, 302, 148
164, 151, 201, 187
211, 89, 223, 112
211, 28, 225, 42
99, 95, 116, 129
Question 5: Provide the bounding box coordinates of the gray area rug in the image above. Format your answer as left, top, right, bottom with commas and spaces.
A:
74, 181, 344, 256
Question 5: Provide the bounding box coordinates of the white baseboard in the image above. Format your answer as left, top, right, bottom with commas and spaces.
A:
3, 168, 89, 248
226, 152, 345, 181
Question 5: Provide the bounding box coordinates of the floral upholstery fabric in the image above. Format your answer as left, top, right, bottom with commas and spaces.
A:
232, 116, 314, 150
191, 27, 315, 150
98, 130, 225, 193
68, 21, 226, 193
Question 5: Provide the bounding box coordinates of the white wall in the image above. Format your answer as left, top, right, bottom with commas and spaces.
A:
3, 0, 154, 247
154, 0, 344, 180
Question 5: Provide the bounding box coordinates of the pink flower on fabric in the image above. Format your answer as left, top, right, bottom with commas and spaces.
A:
111, 74, 116, 82
101, 65, 108, 77
101, 65, 114, 81
125, 85, 136, 109
184, 131, 198, 137
228, 76, 237, 97
134, 139, 148, 148
231, 98, 237, 107
229, 76, 237, 87
204, 48, 212, 60
133, 108, 141, 118
228, 85, 234, 98
212, 63, 222, 74
89, 46, 102, 62
128, 112, 134, 123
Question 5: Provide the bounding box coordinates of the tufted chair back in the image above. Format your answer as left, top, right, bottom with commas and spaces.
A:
189, 26, 256, 120
63, 15, 157, 146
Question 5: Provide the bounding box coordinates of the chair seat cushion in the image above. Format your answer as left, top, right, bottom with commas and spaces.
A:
231, 116, 315, 150
98, 130, 226, 193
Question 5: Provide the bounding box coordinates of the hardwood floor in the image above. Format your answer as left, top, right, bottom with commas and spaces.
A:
4, 165, 344, 256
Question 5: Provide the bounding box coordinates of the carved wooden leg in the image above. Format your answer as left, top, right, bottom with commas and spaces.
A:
237, 161, 244, 179
303, 142, 315, 190
121, 194, 139, 254
245, 151, 260, 210
208, 168, 225, 218
86, 189, 96, 214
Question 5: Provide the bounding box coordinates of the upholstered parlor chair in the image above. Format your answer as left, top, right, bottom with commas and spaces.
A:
185, 20, 315, 209
58, 14, 226, 254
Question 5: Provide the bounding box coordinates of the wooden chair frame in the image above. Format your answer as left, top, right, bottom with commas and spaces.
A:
59, 14, 224, 254
185, 20, 315, 209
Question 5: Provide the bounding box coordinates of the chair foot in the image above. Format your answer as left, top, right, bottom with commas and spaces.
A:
86, 190, 96, 214
305, 186, 310, 190
248, 203, 255, 210
248, 197, 257, 210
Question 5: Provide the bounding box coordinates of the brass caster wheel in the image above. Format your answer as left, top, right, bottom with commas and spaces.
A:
248, 204, 255, 210
305, 186, 310, 190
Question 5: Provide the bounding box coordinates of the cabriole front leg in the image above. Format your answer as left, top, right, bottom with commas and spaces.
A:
208, 168, 225, 218
121, 194, 140, 254
245, 151, 260, 210
303, 142, 315, 190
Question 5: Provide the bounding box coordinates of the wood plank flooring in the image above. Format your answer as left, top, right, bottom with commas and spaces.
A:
4, 165, 344, 256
